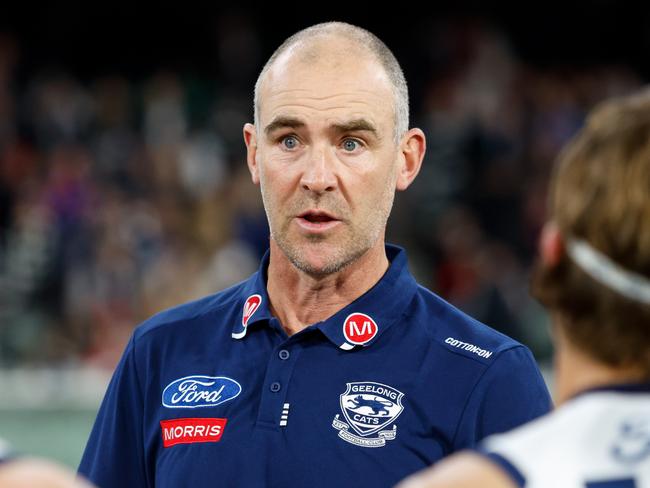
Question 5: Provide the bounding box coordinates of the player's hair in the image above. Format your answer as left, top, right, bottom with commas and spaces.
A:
253, 22, 409, 144
532, 87, 650, 376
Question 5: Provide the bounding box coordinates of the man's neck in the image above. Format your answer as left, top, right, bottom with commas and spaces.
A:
266, 240, 390, 336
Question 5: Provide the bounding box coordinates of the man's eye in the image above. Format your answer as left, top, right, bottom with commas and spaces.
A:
342, 139, 361, 152
281, 136, 299, 149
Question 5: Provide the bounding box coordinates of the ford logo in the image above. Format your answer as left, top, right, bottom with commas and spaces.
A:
162, 375, 242, 409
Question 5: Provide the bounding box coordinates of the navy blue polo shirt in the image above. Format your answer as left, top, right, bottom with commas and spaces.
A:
79, 244, 551, 488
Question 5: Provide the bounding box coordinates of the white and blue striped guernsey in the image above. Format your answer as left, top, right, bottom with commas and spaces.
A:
479, 383, 650, 488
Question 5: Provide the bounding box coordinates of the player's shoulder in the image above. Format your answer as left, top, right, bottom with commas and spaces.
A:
481, 392, 614, 460
480, 388, 650, 485
482, 403, 561, 454
133, 276, 253, 341
413, 284, 524, 365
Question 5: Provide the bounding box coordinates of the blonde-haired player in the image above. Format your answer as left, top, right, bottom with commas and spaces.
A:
398, 88, 650, 488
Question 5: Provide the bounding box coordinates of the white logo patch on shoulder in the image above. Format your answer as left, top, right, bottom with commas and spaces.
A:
332, 381, 404, 448
444, 337, 493, 358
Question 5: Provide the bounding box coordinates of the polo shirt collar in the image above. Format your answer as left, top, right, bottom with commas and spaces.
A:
231, 244, 418, 350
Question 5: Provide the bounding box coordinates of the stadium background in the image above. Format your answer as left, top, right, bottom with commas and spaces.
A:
1, 3, 649, 467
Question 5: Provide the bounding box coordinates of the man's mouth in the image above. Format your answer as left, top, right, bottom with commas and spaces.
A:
296, 210, 341, 232
298, 210, 338, 223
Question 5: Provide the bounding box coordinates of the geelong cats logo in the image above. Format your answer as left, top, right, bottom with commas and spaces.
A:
332, 381, 404, 448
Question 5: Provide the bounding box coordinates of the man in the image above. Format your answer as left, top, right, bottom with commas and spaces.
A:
79, 22, 550, 487
397, 89, 650, 488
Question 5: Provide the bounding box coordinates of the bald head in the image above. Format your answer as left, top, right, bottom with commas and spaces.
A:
253, 22, 409, 143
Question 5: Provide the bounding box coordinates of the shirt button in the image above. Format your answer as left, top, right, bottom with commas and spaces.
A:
270, 382, 281, 393
278, 349, 290, 360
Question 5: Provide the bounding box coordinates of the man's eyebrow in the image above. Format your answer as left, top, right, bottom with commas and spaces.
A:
263, 116, 381, 139
264, 116, 306, 135
331, 119, 378, 135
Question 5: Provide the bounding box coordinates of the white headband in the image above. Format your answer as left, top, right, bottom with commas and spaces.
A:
566, 237, 650, 306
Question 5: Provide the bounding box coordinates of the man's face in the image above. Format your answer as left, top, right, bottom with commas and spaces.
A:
247, 44, 401, 277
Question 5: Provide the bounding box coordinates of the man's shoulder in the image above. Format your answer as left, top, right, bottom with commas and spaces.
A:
412, 284, 523, 364
133, 277, 253, 342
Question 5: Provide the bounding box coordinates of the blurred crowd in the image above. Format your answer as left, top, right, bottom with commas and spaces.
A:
0, 21, 644, 368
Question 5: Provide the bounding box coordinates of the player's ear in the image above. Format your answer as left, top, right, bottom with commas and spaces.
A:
395, 128, 426, 191
243, 123, 260, 185
539, 221, 564, 268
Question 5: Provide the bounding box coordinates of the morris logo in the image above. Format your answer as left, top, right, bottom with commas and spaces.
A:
162, 376, 242, 409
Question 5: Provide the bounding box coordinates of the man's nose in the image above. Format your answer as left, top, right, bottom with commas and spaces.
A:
300, 145, 338, 193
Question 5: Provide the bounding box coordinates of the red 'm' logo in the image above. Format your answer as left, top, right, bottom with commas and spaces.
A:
160, 418, 227, 448
242, 294, 262, 327
343, 313, 378, 345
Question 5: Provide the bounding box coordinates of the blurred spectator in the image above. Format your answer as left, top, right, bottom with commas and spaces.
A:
0, 19, 644, 368
0, 439, 90, 486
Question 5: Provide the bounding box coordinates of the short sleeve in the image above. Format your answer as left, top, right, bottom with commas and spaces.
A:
453, 345, 552, 449
78, 334, 149, 487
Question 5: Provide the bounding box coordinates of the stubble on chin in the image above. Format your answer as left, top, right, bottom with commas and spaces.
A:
272, 229, 372, 279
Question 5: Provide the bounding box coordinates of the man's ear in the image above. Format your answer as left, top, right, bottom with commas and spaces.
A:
539, 221, 564, 268
243, 123, 260, 185
396, 128, 426, 191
